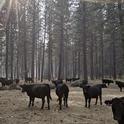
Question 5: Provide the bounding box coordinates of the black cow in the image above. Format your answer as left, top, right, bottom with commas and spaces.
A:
14, 79, 20, 84
80, 83, 107, 108
72, 77, 80, 81
66, 78, 80, 82
115, 80, 124, 92
52, 81, 69, 110
66, 78, 72, 82
82, 80, 88, 85
105, 97, 124, 124
20, 84, 52, 110
25, 77, 33, 83
5, 79, 13, 85
0, 78, 13, 86
102, 79, 114, 86
0, 77, 6, 86
51, 79, 63, 85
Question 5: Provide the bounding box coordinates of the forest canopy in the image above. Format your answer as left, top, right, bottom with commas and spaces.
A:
0, 0, 124, 81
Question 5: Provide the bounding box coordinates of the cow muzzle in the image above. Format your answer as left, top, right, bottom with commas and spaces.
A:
113, 115, 121, 121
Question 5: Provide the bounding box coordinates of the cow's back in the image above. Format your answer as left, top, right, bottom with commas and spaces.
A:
27, 84, 50, 98
56, 83, 69, 97
88, 86, 101, 98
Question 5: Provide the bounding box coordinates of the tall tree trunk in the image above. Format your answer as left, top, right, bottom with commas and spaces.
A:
65, 32, 69, 78
38, 42, 42, 80
23, 5, 28, 80
77, 51, 81, 78
10, 23, 14, 80
94, 40, 99, 79
118, 0, 124, 75
41, 7, 47, 82
99, 12, 104, 79
48, 12, 53, 81
112, 32, 117, 79
5, 23, 9, 79
81, 2, 88, 80
31, 0, 36, 81
58, 4, 64, 80
90, 33, 94, 80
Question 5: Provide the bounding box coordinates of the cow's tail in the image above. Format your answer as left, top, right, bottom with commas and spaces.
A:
49, 95, 52, 100
45, 84, 52, 100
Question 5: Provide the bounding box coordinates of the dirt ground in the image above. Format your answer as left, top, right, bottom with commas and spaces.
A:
0, 81, 123, 124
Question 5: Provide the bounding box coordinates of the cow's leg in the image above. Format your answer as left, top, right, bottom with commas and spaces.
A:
95, 97, 98, 105
65, 97, 68, 108
47, 96, 50, 110
28, 97, 32, 107
32, 98, 35, 106
120, 87, 122, 92
65, 93, 68, 107
85, 97, 87, 107
31, 79, 34, 83
59, 97, 62, 110
88, 98, 91, 108
41, 97, 45, 109
63, 96, 66, 106
99, 95, 102, 105
118, 120, 124, 124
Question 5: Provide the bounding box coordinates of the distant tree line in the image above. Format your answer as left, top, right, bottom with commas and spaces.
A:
0, 0, 124, 81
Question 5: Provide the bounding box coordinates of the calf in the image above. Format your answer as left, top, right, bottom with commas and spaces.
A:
0, 77, 6, 86
52, 81, 69, 110
66, 78, 72, 83
25, 77, 33, 83
51, 79, 63, 85
82, 80, 88, 85
66, 78, 80, 82
72, 77, 80, 81
0, 78, 13, 86
14, 79, 20, 84
115, 80, 124, 92
80, 83, 107, 108
105, 97, 124, 124
102, 79, 114, 86
20, 84, 52, 110
5, 79, 13, 85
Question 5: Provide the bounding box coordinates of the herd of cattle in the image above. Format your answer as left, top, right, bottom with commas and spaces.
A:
0, 77, 124, 124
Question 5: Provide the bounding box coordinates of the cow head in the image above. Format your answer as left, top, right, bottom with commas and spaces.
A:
82, 85, 90, 94
20, 84, 28, 92
115, 81, 119, 85
101, 84, 107, 88
52, 80, 63, 87
105, 98, 124, 121
52, 80, 57, 86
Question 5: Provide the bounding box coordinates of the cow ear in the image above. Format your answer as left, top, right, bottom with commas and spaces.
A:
85, 85, 90, 88
120, 100, 124, 106
79, 83, 84, 88
104, 100, 112, 106
19, 85, 23, 88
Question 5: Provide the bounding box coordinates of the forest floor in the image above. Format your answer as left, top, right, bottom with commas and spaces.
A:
0, 80, 123, 124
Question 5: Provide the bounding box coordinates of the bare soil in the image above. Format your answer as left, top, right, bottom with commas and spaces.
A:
0, 82, 123, 124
